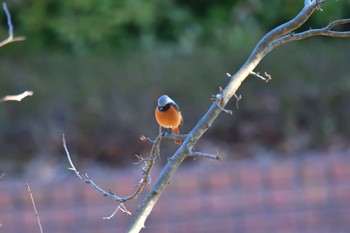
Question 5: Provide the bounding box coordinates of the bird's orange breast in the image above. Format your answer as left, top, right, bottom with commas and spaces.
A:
155, 105, 182, 129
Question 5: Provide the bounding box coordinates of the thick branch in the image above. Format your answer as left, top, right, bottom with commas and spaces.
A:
0, 2, 25, 47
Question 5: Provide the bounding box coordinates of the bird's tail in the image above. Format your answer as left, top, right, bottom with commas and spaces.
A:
173, 127, 181, 145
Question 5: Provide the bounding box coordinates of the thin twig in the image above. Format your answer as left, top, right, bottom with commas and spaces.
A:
188, 151, 220, 160
63, 133, 162, 217
103, 203, 132, 220
211, 91, 233, 115
269, 18, 350, 51
0, 2, 26, 47
0, 90, 33, 102
233, 94, 242, 109
250, 71, 272, 82
26, 183, 43, 233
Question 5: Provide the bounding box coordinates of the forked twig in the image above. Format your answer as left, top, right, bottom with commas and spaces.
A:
103, 203, 132, 220
250, 71, 272, 82
62, 133, 162, 218
0, 2, 26, 47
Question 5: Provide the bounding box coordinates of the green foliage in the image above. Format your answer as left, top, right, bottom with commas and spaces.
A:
1, 0, 350, 169
6, 0, 348, 53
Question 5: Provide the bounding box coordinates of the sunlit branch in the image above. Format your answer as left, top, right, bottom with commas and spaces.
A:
0, 90, 33, 102
0, 2, 25, 47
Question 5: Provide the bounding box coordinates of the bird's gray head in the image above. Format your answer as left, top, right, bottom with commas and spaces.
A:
157, 95, 174, 107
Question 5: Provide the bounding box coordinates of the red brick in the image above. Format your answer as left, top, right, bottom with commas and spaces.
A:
267, 190, 297, 209
268, 162, 296, 190
269, 212, 298, 231
172, 171, 200, 196
206, 169, 232, 193
159, 195, 203, 218
232, 192, 264, 211
331, 159, 350, 183
51, 183, 75, 208
299, 185, 328, 207
239, 166, 263, 191
334, 185, 350, 206
0, 192, 13, 211
242, 213, 269, 232
300, 162, 328, 185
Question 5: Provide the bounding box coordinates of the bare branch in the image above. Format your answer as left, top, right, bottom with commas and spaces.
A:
63, 132, 161, 218
127, 1, 350, 232
103, 203, 131, 220
0, 90, 33, 102
26, 183, 43, 233
0, 173, 5, 181
0, 2, 26, 47
269, 18, 350, 50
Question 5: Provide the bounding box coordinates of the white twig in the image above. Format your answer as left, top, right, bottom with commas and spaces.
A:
26, 183, 43, 233
0, 2, 26, 47
0, 173, 5, 181
250, 71, 272, 82
103, 203, 132, 220
0, 90, 33, 102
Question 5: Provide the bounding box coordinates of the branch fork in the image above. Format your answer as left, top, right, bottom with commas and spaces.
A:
0, 3, 26, 48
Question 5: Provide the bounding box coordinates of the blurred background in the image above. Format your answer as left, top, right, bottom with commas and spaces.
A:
1, 0, 350, 232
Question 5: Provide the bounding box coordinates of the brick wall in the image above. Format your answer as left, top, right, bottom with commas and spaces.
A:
1, 153, 350, 233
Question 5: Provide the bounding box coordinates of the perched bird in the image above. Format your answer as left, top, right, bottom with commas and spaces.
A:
155, 95, 183, 144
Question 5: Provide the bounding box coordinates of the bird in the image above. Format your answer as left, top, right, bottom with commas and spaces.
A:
155, 95, 183, 144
